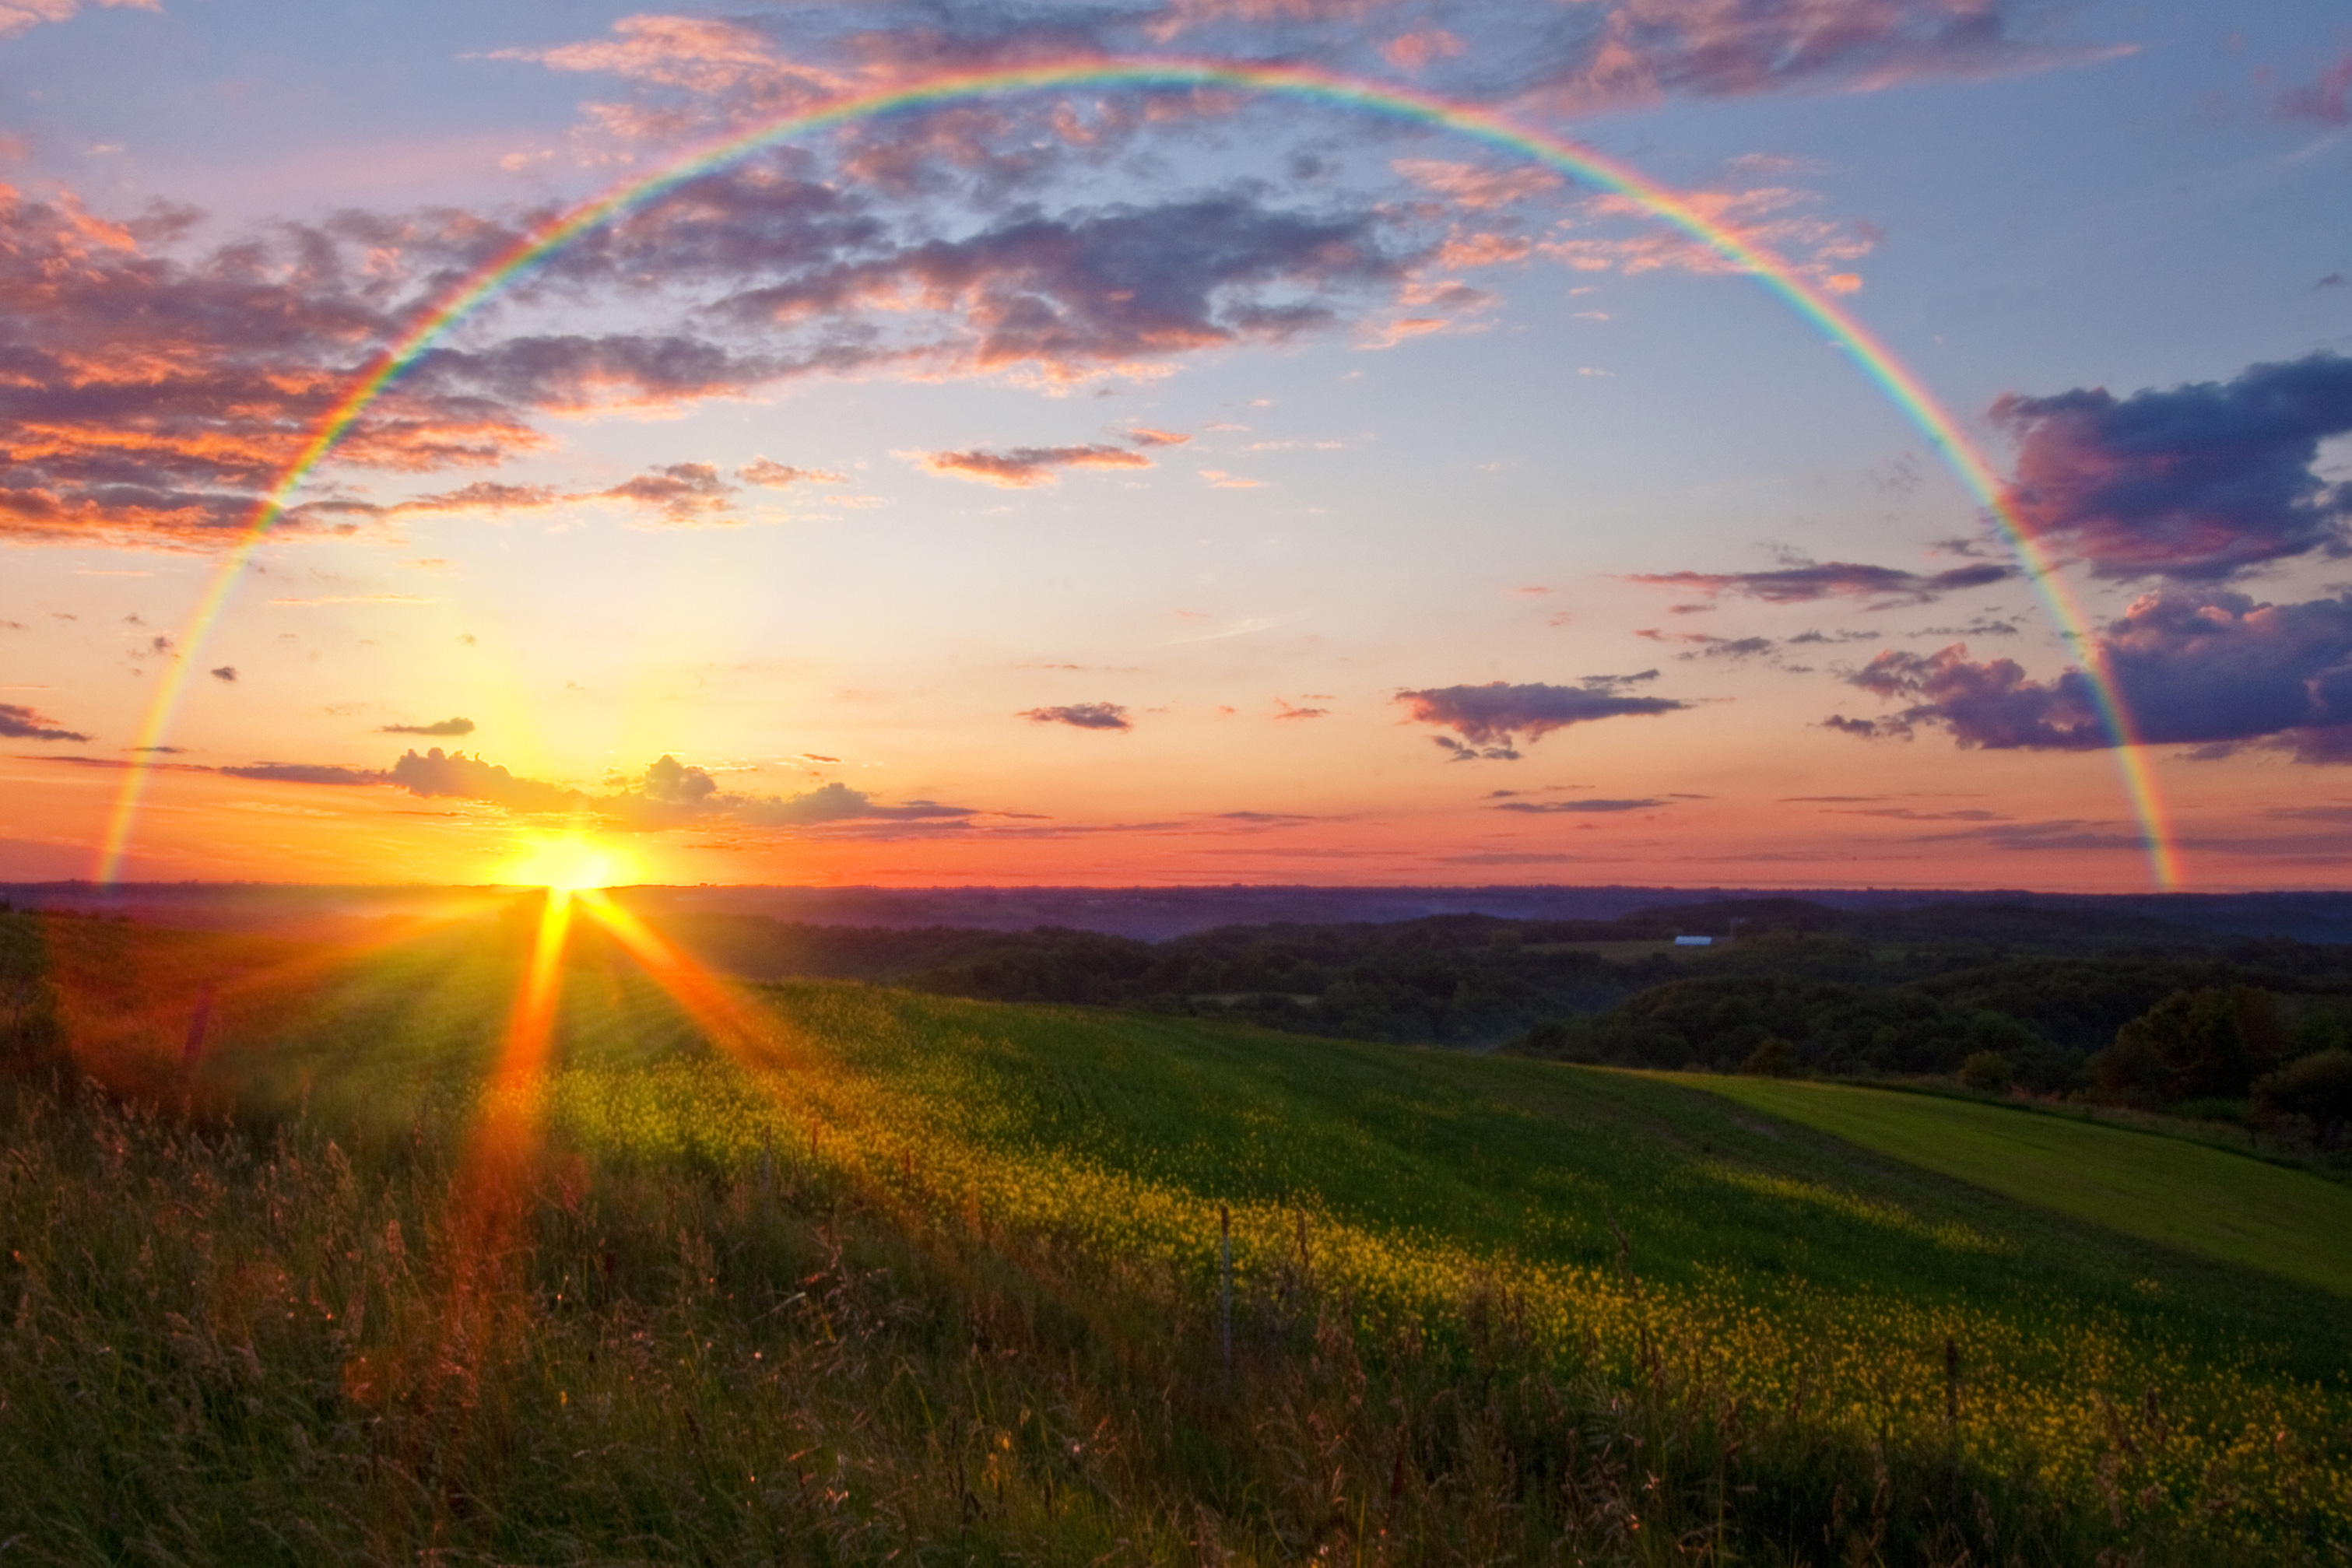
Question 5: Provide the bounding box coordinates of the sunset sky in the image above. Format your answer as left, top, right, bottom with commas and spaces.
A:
3, 0, 2350, 892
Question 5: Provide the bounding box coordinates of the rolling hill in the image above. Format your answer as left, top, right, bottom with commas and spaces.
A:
2, 905, 2345, 1563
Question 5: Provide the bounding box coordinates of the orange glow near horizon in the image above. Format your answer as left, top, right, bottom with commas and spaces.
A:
492, 835, 643, 894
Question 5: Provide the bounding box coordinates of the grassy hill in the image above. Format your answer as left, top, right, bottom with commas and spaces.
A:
1691, 1077, 2352, 1298
2, 905, 2347, 1563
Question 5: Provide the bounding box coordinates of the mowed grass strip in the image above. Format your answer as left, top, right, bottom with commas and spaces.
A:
1690, 1075, 2352, 1298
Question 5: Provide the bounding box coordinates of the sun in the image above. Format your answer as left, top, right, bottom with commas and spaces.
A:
493, 835, 641, 893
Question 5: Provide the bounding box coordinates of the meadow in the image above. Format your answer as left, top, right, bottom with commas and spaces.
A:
1690, 1077, 2352, 1298
2, 903, 2347, 1565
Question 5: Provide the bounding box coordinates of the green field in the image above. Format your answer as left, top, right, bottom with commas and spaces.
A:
1690, 1076, 2352, 1298
5, 907, 2350, 1563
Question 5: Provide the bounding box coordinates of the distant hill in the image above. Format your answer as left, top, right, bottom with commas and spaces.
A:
14, 879, 2352, 942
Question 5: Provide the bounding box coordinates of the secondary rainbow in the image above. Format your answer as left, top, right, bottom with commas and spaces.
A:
98, 56, 2180, 889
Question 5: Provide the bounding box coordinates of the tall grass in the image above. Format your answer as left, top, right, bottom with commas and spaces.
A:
2, 1072, 2221, 1567
0, 909, 2344, 1563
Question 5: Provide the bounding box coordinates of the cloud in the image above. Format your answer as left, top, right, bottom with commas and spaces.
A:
1020, 701, 1132, 731
1820, 713, 1904, 739
388, 747, 584, 813
712, 195, 1413, 381
739, 457, 848, 488
219, 763, 388, 787
2275, 49, 2352, 126
0, 702, 93, 743
1539, 184, 1875, 293
0, 188, 553, 551
380, 717, 477, 737
0, 0, 158, 40
1, 162, 1415, 550
507, 3, 2100, 156
587, 461, 739, 524
1125, 427, 1192, 447
1992, 351, 2352, 581
1494, 797, 1666, 813
1839, 590, 2352, 761
1396, 679, 1689, 752
1656, 633, 1776, 661
209, 665, 237, 682
1628, 561, 2012, 606
1508, 0, 2105, 115
918, 443, 1150, 487
1825, 805, 2008, 821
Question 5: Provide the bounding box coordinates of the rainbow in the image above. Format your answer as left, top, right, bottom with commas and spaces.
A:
98, 57, 2178, 889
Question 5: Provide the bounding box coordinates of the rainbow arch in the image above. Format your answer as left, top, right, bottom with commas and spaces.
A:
99, 56, 2179, 889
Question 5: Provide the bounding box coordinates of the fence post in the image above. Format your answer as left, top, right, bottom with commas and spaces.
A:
181, 984, 216, 1074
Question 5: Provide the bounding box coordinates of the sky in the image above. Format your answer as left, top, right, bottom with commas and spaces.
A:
2, 0, 2350, 893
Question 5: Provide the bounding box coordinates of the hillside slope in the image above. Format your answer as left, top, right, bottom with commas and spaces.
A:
1690, 1077, 2352, 1296
5, 907, 2348, 1562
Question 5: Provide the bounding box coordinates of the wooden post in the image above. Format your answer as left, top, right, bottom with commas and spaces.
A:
181, 984, 216, 1074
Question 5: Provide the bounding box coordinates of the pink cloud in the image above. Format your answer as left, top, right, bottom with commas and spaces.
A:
1540, 185, 1876, 292
1381, 28, 1464, 72
0, 0, 156, 40
918, 444, 1151, 487
2276, 48, 2352, 125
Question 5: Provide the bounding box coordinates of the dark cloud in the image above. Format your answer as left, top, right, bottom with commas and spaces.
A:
0, 164, 1413, 551
389, 747, 583, 812
209, 665, 237, 682
0, 188, 549, 550
1021, 701, 1132, 731
638, 752, 718, 804
1496, 0, 2090, 114
0, 703, 93, 743
920, 444, 1150, 488
714, 195, 1412, 378
1432, 735, 1521, 762
505, 2, 2087, 149
1896, 819, 2153, 854
584, 756, 981, 831
380, 717, 477, 737
219, 763, 388, 787
1494, 797, 1666, 813
1992, 351, 2352, 581
1652, 633, 1775, 661
1839, 591, 2352, 761
1628, 561, 2012, 606
405, 336, 785, 419
734, 780, 870, 826
1820, 713, 1904, 739
735, 780, 974, 826
1396, 679, 1689, 750
1911, 618, 2020, 639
